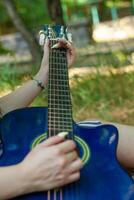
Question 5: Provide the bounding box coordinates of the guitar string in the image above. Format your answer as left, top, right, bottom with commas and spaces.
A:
53, 39, 57, 200
55, 41, 64, 200
49, 39, 75, 200
57, 44, 78, 200
52, 39, 58, 200
56, 43, 75, 200
48, 39, 58, 200
47, 39, 52, 200
57, 43, 70, 200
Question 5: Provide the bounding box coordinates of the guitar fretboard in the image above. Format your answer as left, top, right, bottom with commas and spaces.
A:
48, 40, 73, 138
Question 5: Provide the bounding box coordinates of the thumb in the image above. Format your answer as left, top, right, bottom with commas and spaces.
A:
40, 132, 68, 147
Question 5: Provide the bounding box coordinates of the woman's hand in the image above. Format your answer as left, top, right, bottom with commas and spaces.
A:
35, 38, 76, 85
19, 136, 83, 194
51, 38, 76, 67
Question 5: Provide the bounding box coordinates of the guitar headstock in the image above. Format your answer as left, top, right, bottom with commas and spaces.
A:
39, 25, 72, 46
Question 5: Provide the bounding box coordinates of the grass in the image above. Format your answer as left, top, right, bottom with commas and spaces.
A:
71, 72, 134, 125
0, 63, 134, 125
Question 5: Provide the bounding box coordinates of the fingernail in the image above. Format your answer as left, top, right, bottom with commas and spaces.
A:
58, 132, 68, 138
51, 43, 59, 49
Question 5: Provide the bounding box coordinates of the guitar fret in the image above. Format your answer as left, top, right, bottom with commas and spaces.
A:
49, 74, 68, 77
49, 113, 72, 117
48, 103, 72, 107
49, 100, 71, 103
48, 129, 73, 134
48, 129, 72, 133
48, 113, 72, 118
50, 51, 67, 55
49, 119, 72, 122
49, 89, 70, 92
48, 100, 71, 103
48, 125, 73, 129
49, 118, 72, 121
50, 60, 67, 63
50, 67, 67, 69
49, 72, 68, 75
49, 78, 68, 80
49, 93, 70, 96
50, 92, 70, 98
48, 84, 69, 88
49, 111, 72, 114
48, 131, 72, 134
49, 108, 71, 111
48, 97, 70, 101
48, 112, 72, 116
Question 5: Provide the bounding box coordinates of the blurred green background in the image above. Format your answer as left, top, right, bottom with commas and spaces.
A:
0, 0, 134, 125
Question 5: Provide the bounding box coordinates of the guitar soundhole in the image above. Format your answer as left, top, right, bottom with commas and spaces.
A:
31, 133, 91, 165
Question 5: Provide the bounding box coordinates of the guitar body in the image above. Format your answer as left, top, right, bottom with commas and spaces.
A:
0, 107, 134, 200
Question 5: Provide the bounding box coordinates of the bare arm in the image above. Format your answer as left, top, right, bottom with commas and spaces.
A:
0, 39, 75, 117
0, 40, 49, 116
113, 123, 134, 169
105, 122, 134, 169
0, 165, 27, 199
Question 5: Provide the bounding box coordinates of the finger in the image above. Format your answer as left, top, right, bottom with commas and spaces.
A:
52, 38, 72, 49
65, 151, 78, 163
65, 158, 83, 174
59, 39, 73, 50
45, 38, 49, 46
43, 38, 49, 52
40, 135, 65, 147
57, 140, 76, 154
66, 172, 80, 184
51, 43, 60, 49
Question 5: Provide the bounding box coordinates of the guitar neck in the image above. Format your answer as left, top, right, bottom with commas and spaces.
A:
47, 40, 73, 138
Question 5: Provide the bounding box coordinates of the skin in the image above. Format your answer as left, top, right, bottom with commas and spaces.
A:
0, 38, 134, 199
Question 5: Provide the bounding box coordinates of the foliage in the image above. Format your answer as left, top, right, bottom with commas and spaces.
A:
0, 0, 132, 35
0, 42, 13, 55
14, 0, 50, 29
0, 0, 50, 34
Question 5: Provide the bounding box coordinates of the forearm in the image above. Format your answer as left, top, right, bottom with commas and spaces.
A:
0, 165, 27, 199
0, 69, 48, 116
109, 122, 134, 169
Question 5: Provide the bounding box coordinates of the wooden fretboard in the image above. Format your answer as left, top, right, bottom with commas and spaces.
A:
48, 40, 73, 139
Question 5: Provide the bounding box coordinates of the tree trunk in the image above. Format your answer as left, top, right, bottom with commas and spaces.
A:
4, 0, 41, 66
46, 0, 65, 25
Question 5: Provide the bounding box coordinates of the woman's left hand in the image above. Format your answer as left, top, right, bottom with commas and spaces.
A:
35, 38, 76, 85
52, 38, 76, 67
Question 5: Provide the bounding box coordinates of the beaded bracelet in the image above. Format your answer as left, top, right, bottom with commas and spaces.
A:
31, 77, 45, 90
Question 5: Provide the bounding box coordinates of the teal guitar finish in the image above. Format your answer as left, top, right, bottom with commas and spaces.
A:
0, 107, 134, 200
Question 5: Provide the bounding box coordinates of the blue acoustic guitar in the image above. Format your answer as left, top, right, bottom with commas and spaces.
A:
0, 25, 134, 200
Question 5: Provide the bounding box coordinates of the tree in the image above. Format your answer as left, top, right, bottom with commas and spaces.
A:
46, 0, 65, 25
4, 0, 41, 66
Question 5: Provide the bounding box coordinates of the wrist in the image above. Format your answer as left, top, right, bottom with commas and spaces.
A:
0, 164, 31, 198
35, 68, 48, 86
18, 162, 41, 194
15, 164, 31, 195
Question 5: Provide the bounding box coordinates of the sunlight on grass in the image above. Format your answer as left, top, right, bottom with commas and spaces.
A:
0, 63, 134, 125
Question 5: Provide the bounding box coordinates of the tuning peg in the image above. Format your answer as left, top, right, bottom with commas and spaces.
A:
39, 30, 46, 46
60, 26, 65, 38
67, 33, 72, 43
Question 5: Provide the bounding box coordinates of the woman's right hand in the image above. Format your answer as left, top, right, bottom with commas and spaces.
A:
19, 136, 83, 194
